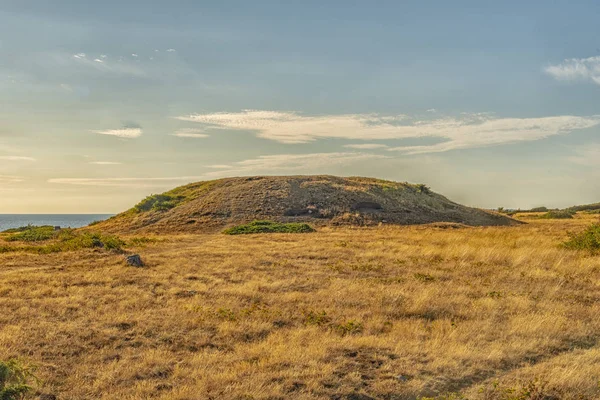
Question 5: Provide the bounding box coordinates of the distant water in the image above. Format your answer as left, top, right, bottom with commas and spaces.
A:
0, 214, 114, 231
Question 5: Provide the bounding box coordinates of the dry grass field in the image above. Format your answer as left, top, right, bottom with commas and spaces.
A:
1, 214, 600, 399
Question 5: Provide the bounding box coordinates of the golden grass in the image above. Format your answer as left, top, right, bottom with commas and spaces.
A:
1, 214, 600, 399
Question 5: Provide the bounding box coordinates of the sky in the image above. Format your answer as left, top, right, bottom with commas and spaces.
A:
1, 0, 599, 213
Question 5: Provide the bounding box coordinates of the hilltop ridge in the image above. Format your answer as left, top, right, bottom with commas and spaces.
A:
95, 175, 519, 233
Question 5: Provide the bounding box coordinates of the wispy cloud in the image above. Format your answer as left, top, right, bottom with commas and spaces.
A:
176, 110, 600, 153
89, 161, 123, 165
171, 128, 209, 138
0, 175, 24, 183
70, 52, 147, 77
229, 152, 387, 173
0, 156, 36, 161
567, 144, 600, 166
93, 128, 142, 138
389, 116, 600, 154
545, 56, 600, 85
344, 143, 388, 149
49, 152, 385, 187
206, 164, 233, 169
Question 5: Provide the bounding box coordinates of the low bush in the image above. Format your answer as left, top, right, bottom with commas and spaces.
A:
223, 220, 315, 235
1, 228, 126, 254
5, 226, 55, 242
528, 206, 549, 213
415, 183, 431, 194
2, 225, 37, 234
538, 210, 575, 219
0, 359, 36, 400
335, 320, 364, 336
563, 223, 600, 253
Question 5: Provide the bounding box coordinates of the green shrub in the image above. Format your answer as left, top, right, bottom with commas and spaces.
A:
335, 320, 364, 336
134, 194, 184, 212
528, 206, 548, 213
1, 230, 125, 254
223, 221, 315, 235
0, 359, 36, 400
538, 210, 575, 219
563, 224, 600, 253
567, 202, 600, 212
2, 225, 37, 234
414, 273, 436, 282
303, 310, 331, 326
5, 226, 55, 242
415, 184, 431, 194
45, 232, 125, 253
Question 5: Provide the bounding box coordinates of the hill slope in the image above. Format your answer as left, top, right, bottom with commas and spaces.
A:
96, 175, 519, 233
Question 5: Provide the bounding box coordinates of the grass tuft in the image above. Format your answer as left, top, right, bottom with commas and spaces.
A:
223, 220, 315, 235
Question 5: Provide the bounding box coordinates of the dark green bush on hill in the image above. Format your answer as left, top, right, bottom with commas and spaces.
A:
563, 224, 600, 253
223, 220, 315, 235
134, 194, 184, 212
539, 210, 575, 219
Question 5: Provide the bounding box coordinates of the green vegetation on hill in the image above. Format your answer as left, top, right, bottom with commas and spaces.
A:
133, 181, 218, 213
223, 220, 316, 235
134, 194, 185, 212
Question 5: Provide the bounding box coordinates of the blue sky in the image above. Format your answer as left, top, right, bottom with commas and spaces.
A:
1, 1, 599, 213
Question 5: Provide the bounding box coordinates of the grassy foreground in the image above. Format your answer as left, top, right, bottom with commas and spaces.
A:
1, 215, 600, 399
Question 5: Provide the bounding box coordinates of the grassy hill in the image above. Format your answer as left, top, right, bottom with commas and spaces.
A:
95, 175, 518, 233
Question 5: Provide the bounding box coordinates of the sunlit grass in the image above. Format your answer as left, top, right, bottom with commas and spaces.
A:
1, 214, 599, 399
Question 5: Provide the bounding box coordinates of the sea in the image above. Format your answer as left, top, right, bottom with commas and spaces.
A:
0, 214, 114, 231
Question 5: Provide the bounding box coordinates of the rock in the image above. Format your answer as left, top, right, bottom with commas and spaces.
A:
395, 374, 409, 382
125, 254, 144, 267
54, 226, 61, 231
